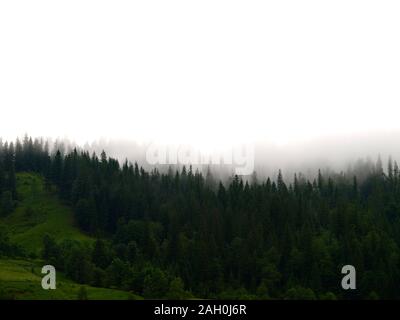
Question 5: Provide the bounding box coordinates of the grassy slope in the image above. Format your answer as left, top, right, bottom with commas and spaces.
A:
0, 259, 140, 300
1, 173, 92, 255
0, 173, 141, 300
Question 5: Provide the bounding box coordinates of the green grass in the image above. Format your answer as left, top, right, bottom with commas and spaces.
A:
0, 259, 140, 300
0, 172, 142, 300
1, 173, 92, 255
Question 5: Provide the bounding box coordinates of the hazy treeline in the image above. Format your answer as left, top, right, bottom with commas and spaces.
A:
1, 136, 400, 299
7, 132, 400, 183
32, 131, 400, 178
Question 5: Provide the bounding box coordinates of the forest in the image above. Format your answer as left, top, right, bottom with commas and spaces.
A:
1, 136, 400, 299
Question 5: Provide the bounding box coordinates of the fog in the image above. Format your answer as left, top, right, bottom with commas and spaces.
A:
1, 1, 400, 181
22, 129, 399, 184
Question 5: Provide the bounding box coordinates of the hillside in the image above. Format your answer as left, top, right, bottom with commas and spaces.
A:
0, 259, 138, 300
0, 173, 140, 300
1, 173, 92, 255
2, 140, 400, 299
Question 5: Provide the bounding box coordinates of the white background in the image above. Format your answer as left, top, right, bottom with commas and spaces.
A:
1, 1, 399, 150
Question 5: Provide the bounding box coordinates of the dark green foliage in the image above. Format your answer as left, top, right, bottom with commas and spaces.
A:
42, 234, 60, 265
0, 226, 13, 257
64, 245, 94, 284
75, 198, 97, 233
106, 258, 131, 288
92, 239, 111, 269
2, 136, 400, 299
77, 286, 88, 300
0, 225, 23, 258
166, 277, 190, 299
284, 286, 317, 300
142, 267, 169, 299
0, 143, 17, 215
0, 191, 14, 216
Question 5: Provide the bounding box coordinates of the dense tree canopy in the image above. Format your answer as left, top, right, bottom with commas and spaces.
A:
1, 136, 400, 299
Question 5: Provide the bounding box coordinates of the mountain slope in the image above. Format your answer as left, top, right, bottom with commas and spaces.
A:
1, 173, 92, 255
0, 172, 140, 300
0, 259, 139, 300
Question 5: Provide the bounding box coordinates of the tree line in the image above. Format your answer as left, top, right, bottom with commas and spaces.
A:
1, 136, 400, 299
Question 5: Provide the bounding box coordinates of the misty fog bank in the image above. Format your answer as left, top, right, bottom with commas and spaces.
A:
37, 130, 400, 182
3, 130, 400, 183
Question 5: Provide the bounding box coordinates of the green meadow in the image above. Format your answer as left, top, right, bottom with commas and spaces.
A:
0, 173, 140, 300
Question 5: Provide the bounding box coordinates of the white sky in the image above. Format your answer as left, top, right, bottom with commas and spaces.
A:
1, 1, 400, 150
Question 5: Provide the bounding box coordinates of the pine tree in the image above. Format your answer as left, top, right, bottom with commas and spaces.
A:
51, 150, 63, 187
388, 156, 394, 181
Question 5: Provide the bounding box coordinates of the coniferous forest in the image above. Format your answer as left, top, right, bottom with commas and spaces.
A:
1, 137, 400, 300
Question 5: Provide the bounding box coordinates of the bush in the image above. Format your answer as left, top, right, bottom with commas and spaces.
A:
284, 286, 317, 300
143, 267, 168, 299
77, 286, 88, 300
